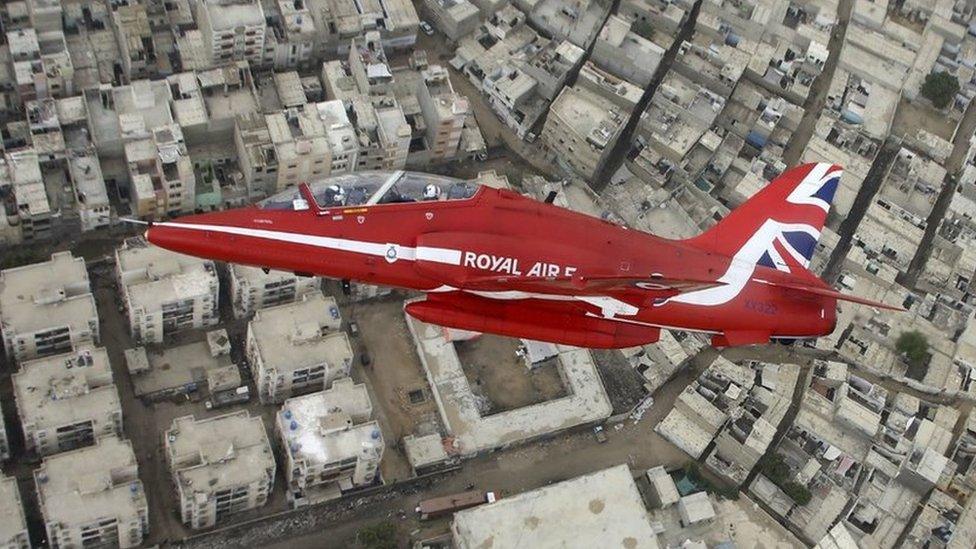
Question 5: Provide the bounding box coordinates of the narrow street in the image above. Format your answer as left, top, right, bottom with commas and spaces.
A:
822, 139, 901, 282
591, 0, 704, 190
781, 0, 854, 166
902, 98, 976, 288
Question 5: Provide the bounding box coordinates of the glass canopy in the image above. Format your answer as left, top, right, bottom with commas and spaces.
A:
257, 171, 480, 210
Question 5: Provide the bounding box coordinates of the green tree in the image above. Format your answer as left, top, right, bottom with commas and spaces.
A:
897, 331, 929, 367
758, 454, 811, 506
357, 521, 397, 549
920, 71, 960, 109
782, 482, 812, 505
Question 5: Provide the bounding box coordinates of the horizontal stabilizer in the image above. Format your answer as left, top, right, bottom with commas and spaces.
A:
755, 279, 905, 312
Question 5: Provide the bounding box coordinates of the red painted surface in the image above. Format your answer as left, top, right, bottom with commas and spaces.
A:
146, 164, 899, 348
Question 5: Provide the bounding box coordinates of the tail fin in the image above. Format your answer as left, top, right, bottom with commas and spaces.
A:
687, 162, 841, 271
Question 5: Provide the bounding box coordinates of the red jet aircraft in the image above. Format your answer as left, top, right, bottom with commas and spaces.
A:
144, 163, 901, 348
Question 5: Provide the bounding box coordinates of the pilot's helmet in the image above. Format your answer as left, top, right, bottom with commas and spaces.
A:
328, 184, 346, 205
423, 184, 441, 200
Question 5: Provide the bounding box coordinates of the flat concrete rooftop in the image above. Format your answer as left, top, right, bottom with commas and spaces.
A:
167, 411, 275, 493
249, 292, 351, 372
0, 476, 26, 544
405, 303, 612, 456
14, 346, 119, 430
35, 436, 146, 528
452, 464, 659, 548
126, 339, 232, 397
0, 252, 96, 337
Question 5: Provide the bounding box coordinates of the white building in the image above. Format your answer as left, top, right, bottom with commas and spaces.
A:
277, 378, 383, 505
0, 476, 28, 549
230, 265, 321, 318
417, 65, 468, 161
452, 464, 659, 548
234, 111, 278, 197
13, 346, 122, 457
67, 149, 111, 231
124, 125, 197, 218
247, 291, 352, 404
109, 1, 154, 80
348, 32, 394, 97
7, 27, 73, 102
35, 436, 149, 549
308, 0, 419, 54
0, 251, 99, 363
115, 240, 220, 344
165, 411, 276, 529
266, 105, 331, 192
1, 149, 54, 241
424, 0, 480, 40
591, 14, 664, 87
315, 100, 359, 173
265, 0, 317, 69
196, 0, 267, 67
542, 84, 627, 181
351, 95, 410, 171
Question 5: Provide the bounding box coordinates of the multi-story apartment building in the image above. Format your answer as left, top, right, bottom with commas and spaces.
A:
0, 476, 29, 549
247, 291, 353, 403
277, 378, 384, 506
165, 411, 276, 529
542, 84, 627, 181
1, 149, 55, 241
266, 105, 331, 192
229, 265, 320, 318
417, 65, 468, 161
234, 111, 279, 198
0, 251, 99, 363
196, 0, 267, 67
7, 27, 73, 102
35, 436, 149, 549
124, 125, 197, 218
308, 0, 419, 54
115, 239, 220, 344
109, 0, 156, 80
351, 95, 410, 170
67, 148, 112, 231
13, 346, 122, 457
348, 32, 394, 97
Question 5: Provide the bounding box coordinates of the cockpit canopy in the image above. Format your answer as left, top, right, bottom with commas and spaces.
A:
257, 171, 480, 210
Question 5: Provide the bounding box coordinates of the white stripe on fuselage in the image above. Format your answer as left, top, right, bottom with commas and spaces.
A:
157, 221, 643, 317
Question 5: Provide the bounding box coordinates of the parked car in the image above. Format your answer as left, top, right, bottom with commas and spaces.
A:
420, 21, 434, 35
593, 425, 608, 443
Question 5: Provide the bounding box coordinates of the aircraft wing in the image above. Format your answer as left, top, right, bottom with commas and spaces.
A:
754, 279, 905, 311
461, 273, 725, 295
405, 292, 661, 348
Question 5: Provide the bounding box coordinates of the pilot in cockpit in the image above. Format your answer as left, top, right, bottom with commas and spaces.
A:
322, 184, 346, 207
422, 183, 441, 201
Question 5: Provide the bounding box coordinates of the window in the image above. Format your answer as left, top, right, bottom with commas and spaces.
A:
257, 172, 481, 210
